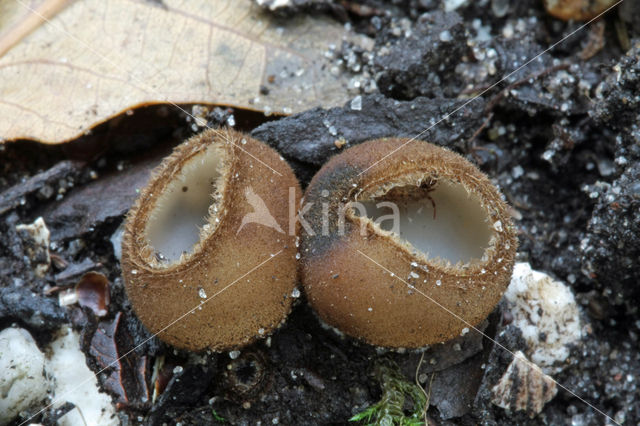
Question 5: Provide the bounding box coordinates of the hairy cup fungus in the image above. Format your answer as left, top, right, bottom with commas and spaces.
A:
121, 128, 301, 351
300, 138, 518, 349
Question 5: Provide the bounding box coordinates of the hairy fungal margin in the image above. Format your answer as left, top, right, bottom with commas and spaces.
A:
354, 176, 494, 267
145, 142, 229, 265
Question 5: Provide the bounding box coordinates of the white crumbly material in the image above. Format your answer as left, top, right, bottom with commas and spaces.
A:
15, 216, 51, 277
0, 326, 117, 425
504, 262, 582, 373
0, 328, 49, 425
46, 327, 118, 426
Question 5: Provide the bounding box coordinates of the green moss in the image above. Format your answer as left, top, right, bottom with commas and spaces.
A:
350, 359, 427, 426
212, 409, 227, 423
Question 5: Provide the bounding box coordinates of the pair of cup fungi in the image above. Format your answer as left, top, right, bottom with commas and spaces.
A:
121, 128, 517, 352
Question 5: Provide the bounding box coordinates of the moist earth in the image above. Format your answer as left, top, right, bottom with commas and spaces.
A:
1, 0, 639, 425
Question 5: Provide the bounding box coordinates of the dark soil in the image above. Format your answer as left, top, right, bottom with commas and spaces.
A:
1, 0, 639, 425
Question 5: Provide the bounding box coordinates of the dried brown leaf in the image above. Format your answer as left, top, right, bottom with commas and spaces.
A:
0, 0, 370, 143
89, 312, 150, 407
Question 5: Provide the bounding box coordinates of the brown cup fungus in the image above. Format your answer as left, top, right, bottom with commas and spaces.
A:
121, 128, 301, 351
300, 139, 518, 349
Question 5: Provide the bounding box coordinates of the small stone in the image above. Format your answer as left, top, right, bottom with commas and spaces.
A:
491, 351, 557, 416
504, 263, 581, 372
350, 95, 362, 111
439, 30, 453, 42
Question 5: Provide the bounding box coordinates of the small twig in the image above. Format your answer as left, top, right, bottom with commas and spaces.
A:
74, 405, 88, 426
469, 143, 499, 165
43, 285, 68, 295
415, 351, 425, 388
415, 352, 430, 423
339, 0, 386, 17
614, 18, 630, 52
424, 372, 436, 423
467, 112, 494, 147
464, 63, 569, 151
459, 82, 493, 97
580, 20, 606, 60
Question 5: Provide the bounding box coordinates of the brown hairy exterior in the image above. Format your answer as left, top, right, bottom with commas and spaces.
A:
300, 138, 518, 348
121, 128, 301, 351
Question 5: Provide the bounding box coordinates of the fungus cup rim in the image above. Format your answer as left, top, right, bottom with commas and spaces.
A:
349, 167, 504, 277
123, 129, 235, 275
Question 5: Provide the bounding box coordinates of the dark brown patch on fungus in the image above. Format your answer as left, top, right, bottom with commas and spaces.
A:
121, 128, 301, 351
300, 138, 518, 349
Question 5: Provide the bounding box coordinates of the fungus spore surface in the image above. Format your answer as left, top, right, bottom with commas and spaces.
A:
358, 179, 493, 266
145, 143, 226, 263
